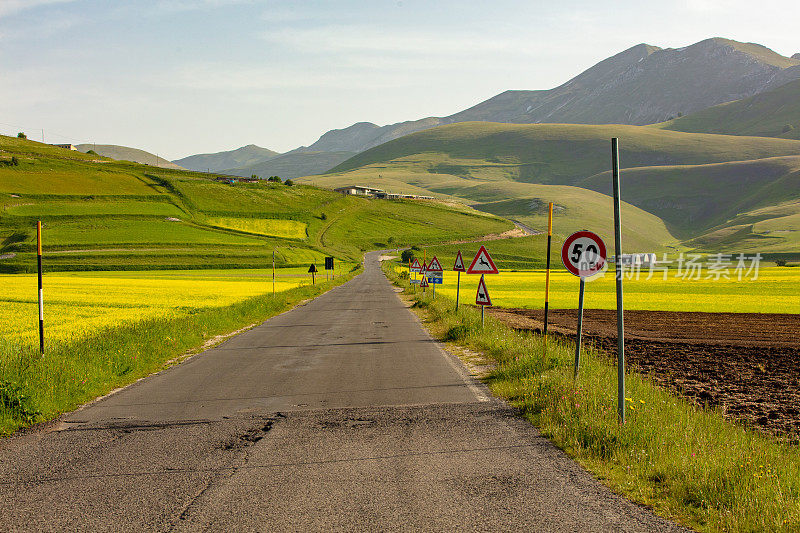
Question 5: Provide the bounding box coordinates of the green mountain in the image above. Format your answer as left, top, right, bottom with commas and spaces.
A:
173, 144, 279, 173
224, 150, 356, 180
0, 134, 511, 272
302, 122, 800, 253
75, 144, 184, 169
660, 78, 800, 140
581, 156, 800, 251
331, 122, 800, 185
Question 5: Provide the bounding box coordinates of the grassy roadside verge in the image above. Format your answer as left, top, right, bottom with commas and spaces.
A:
384, 264, 800, 532
0, 266, 361, 436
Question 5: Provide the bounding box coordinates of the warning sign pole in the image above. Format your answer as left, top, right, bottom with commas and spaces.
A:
475, 274, 492, 327
455, 271, 460, 310
272, 250, 276, 296
453, 251, 465, 311
37, 220, 44, 354
543, 202, 553, 350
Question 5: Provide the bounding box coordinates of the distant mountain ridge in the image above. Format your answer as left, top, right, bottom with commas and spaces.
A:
76, 144, 184, 169
173, 144, 279, 172
223, 151, 356, 180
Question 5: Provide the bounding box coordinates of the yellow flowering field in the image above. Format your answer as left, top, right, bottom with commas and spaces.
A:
0, 269, 306, 347
206, 217, 307, 239
404, 266, 799, 313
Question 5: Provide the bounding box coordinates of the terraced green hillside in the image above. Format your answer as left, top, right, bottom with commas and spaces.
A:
303, 122, 800, 253
0, 135, 512, 272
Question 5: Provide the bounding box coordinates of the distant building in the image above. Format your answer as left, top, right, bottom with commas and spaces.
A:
334, 185, 384, 196
332, 185, 434, 201
51, 144, 77, 151
213, 176, 260, 184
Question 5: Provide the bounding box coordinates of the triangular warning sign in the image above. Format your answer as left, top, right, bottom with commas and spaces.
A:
420, 261, 428, 275
410, 258, 421, 272
453, 251, 465, 272
308, 263, 318, 273
420, 276, 429, 288
427, 256, 443, 272
466, 245, 499, 274
475, 274, 491, 306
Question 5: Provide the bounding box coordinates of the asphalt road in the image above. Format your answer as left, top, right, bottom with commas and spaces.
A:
0, 252, 685, 532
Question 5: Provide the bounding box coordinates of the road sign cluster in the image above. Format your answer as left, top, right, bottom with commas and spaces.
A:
407, 245, 498, 322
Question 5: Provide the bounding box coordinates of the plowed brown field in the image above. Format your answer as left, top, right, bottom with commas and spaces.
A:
490, 308, 800, 439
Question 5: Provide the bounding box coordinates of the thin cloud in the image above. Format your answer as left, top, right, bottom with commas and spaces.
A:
259, 25, 532, 56
0, 0, 75, 18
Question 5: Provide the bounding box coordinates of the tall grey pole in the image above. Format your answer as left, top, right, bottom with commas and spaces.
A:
611, 138, 625, 423
574, 277, 585, 377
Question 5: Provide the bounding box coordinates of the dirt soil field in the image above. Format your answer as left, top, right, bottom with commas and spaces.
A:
489, 308, 800, 439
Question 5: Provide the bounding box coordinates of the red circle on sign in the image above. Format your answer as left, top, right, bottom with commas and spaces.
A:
561, 231, 607, 278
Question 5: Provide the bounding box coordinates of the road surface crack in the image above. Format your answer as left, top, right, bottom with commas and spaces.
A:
170, 414, 284, 529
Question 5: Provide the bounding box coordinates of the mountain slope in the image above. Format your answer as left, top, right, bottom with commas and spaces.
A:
660, 78, 800, 140
581, 156, 800, 247
224, 150, 356, 179
75, 144, 184, 169
331, 122, 800, 185
173, 144, 279, 172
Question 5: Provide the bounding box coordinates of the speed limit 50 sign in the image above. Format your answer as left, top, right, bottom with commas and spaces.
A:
561, 231, 607, 278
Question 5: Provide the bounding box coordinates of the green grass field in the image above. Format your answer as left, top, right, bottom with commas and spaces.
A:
2, 198, 186, 218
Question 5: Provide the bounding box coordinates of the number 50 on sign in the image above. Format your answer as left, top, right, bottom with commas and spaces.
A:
561, 230, 607, 278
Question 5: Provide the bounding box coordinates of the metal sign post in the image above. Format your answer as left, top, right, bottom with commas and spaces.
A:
453, 251, 465, 310
611, 137, 626, 423
475, 274, 491, 327
308, 263, 318, 285
272, 250, 276, 296
37, 220, 44, 354
543, 202, 553, 350
561, 230, 607, 378
575, 277, 585, 377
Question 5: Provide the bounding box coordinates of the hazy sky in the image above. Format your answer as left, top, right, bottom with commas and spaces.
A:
1, 0, 798, 159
